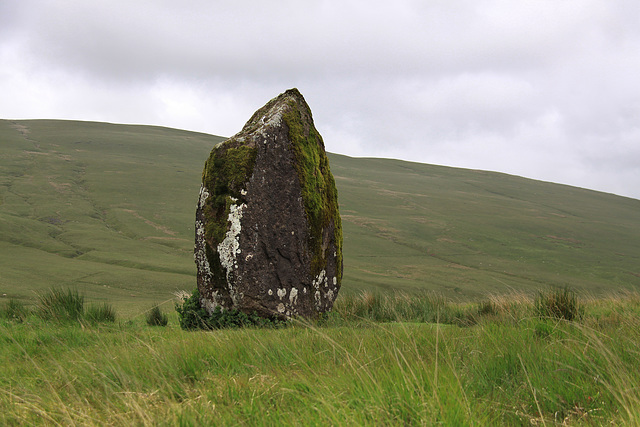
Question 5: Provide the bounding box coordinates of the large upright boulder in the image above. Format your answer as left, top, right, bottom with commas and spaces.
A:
195, 89, 342, 319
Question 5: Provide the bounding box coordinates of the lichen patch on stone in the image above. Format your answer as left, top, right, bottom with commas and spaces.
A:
217, 201, 245, 279
194, 186, 213, 290
289, 287, 298, 305
201, 290, 221, 313
313, 269, 327, 289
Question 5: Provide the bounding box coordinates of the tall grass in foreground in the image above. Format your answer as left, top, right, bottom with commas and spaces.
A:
332, 289, 534, 325
334, 290, 466, 323
332, 288, 584, 325
6, 287, 118, 324
1, 291, 640, 425
85, 302, 117, 323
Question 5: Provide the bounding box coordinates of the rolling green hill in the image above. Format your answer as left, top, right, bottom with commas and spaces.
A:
1, 119, 639, 314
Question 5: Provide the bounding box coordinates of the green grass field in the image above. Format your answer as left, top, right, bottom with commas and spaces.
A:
2, 291, 640, 425
2, 119, 639, 314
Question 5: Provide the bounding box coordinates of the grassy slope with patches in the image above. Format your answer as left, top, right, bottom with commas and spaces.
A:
1, 119, 639, 313
331, 156, 640, 298
0, 120, 223, 315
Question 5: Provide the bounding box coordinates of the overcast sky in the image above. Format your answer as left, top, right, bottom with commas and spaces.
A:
2, 1, 640, 199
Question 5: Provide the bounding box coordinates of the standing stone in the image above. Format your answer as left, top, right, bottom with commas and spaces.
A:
195, 88, 343, 319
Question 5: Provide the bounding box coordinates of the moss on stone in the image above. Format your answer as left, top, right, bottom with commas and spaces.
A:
201, 142, 257, 250
282, 99, 343, 282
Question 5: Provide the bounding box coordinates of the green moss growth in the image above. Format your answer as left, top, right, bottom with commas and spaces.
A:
282, 100, 343, 281
200, 142, 256, 289
201, 142, 257, 248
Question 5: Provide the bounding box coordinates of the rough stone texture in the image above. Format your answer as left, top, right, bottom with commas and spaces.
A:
195, 88, 342, 319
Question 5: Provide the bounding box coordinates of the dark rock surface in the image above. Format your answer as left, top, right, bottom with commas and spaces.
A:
195, 88, 342, 319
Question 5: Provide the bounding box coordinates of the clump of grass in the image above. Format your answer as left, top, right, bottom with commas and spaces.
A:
336, 291, 393, 321
535, 287, 582, 321
85, 302, 117, 323
477, 300, 498, 316
2, 299, 29, 322
36, 287, 84, 322
33, 287, 118, 324
146, 305, 168, 327
471, 292, 533, 324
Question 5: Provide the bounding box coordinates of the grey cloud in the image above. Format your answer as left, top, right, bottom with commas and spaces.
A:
2, 0, 640, 199
15, 1, 613, 81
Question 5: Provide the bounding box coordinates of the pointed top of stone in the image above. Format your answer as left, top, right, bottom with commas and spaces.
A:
229, 88, 320, 147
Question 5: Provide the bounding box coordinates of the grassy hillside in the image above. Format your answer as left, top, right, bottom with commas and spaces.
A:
332, 156, 640, 298
1, 119, 639, 314
0, 120, 223, 314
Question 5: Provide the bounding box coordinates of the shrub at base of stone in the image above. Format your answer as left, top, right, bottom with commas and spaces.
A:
175, 289, 284, 330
